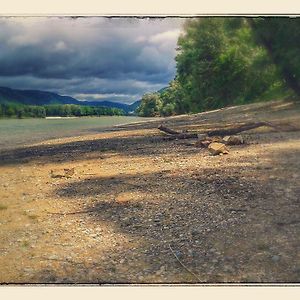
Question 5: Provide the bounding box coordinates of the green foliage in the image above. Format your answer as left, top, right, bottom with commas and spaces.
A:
0, 103, 124, 118
249, 17, 300, 96
160, 80, 189, 115
136, 93, 162, 117
138, 17, 292, 117
175, 18, 285, 112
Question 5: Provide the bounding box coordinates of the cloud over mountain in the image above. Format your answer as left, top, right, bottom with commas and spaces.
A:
0, 17, 184, 104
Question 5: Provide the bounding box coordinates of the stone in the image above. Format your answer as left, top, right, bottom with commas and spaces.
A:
271, 255, 280, 262
223, 135, 244, 145
195, 140, 211, 148
48, 255, 59, 260
50, 168, 75, 178
197, 133, 208, 141
175, 250, 183, 259
210, 136, 223, 143
208, 142, 229, 156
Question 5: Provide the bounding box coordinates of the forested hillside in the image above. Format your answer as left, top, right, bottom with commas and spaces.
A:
137, 17, 299, 117
0, 86, 140, 117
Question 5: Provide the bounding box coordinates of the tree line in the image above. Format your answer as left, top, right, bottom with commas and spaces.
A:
137, 17, 300, 117
0, 103, 124, 118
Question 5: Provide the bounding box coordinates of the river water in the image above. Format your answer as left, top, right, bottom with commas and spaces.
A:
0, 116, 147, 150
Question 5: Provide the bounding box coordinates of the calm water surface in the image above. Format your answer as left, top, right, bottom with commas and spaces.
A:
0, 116, 148, 150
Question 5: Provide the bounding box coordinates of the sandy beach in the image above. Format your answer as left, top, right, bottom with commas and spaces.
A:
0, 100, 300, 283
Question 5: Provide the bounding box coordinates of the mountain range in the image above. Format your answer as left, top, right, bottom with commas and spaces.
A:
0, 86, 141, 114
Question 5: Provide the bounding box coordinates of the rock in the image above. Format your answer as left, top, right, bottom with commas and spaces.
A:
175, 250, 183, 259
223, 135, 244, 145
197, 133, 208, 141
224, 265, 234, 273
208, 142, 229, 156
191, 229, 200, 236
48, 255, 59, 260
210, 136, 223, 143
195, 140, 211, 148
271, 255, 280, 262
50, 168, 75, 178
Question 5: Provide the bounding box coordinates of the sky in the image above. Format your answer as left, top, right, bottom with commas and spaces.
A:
0, 17, 186, 104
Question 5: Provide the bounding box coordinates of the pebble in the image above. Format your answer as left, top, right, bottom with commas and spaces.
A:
175, 250, 183, 259
271, 255, 280, 262
224, 265, 234, 273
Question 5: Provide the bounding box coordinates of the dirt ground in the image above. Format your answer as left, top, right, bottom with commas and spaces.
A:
0, 100, 300, 284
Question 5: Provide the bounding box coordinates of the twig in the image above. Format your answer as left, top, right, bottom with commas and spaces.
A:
48, 209, 99, 216
226, 208, 248, 212
158, 125, 198, 139
82, 173, 98, 176
168, 244, 201, 281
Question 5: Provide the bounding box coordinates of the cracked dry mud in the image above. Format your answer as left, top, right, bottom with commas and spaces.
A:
0, 100, 300, 283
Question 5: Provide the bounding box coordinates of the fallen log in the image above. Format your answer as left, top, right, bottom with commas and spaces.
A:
206, 121, 281, 137
158, 125, 180, 135
158, 121, 293, 139
158, 125, 198, 139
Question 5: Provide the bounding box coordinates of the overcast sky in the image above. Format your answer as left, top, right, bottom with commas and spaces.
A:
0, 17, 186, 104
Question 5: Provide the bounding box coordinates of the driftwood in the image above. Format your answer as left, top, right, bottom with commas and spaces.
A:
158, 125, 198, 139
206, 121, 282, 137
158, 121, 296, 139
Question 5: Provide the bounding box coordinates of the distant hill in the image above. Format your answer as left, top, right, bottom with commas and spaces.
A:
129, 100, 141, 112
0, 86, 141, 114
0, 86, 79, 106
84, 100, 141, 113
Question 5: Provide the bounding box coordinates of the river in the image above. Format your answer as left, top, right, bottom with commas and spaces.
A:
0, 116, 148, 150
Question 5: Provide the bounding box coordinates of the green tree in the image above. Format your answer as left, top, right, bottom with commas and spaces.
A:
137, 93, 162, 117
176, 18, 283, 112
248, 17, 300, 96
6, 105, 15, 117
16, 107, 25, 118
159, 80, 189, 115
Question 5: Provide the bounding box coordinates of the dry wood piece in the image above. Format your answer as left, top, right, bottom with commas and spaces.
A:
158, 121, 296, 140
158, 125, 180, 135
158, 125, 198, 139
206, 121, 281, 137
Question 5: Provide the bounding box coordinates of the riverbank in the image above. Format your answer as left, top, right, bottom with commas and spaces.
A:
0, 99, 300, 283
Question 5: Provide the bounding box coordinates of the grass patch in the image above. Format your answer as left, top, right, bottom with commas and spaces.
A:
21, 240, 30, 248
256, 242, 270, 251
27, 214, 38, 220
0, 204, 8, 210
23, 210, 39, 220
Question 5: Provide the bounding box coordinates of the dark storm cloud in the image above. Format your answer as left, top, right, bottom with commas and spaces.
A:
0, 17, 184, 103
